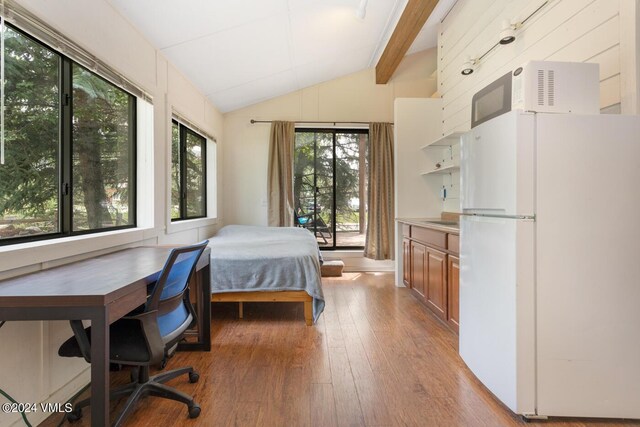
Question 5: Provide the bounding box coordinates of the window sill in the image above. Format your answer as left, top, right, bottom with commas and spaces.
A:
166, 217, 218, 235
0, 226, 156, 273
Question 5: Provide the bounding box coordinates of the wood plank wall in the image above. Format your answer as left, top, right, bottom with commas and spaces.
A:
438, 0, 627, 135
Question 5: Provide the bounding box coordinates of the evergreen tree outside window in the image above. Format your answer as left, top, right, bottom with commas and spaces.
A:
294, 129, 368, 249
171, 120, 206, 221
72, 65, 135, 231
0, 23, 136, 245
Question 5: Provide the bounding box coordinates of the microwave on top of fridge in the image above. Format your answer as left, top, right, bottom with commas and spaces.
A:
470, 60, 600, 128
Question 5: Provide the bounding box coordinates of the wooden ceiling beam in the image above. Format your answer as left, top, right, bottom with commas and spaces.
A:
375, 0, 439, 84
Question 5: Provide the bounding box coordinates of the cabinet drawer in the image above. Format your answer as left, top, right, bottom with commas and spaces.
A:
411, 226, 446, 249
448, 234, 459, 254
402, 224, 411, 238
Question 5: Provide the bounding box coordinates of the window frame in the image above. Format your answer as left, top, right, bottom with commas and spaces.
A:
294, 127, 369, 251
171, 119, 207, 222
0, 23, 137, 246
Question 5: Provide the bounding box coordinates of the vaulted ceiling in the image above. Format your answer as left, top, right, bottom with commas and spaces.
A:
108, 0, 456, 113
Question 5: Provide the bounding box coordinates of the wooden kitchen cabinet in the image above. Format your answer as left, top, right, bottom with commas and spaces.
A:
410, 241, 426, 299
447, 255, 460, 333
401, 221, 460, 334
403, 238, 411, 286
425, 246, 447, 321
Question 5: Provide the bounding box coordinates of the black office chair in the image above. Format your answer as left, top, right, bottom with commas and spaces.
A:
58, 240, 209, 426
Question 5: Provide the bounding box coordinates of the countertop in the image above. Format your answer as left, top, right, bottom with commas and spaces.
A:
396, 217, 460, 234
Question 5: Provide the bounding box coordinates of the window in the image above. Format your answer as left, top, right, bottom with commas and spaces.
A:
0, 24, 136, 245
171, 121, 206, 221
294, 129, 368, 249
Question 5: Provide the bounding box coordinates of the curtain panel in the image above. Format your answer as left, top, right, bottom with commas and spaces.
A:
267, 121, 295, 227
364, 122, 394, 260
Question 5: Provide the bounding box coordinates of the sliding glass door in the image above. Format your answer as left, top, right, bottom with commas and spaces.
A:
294, 129, 368, 249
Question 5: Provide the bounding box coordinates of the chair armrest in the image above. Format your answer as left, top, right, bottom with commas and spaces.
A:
124, 311, 165, 366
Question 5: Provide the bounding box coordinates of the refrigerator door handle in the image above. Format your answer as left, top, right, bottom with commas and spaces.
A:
462, 208, 505, 216
461, 212, 535, 220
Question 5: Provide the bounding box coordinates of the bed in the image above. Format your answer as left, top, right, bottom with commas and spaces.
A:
208, 225, 325, 325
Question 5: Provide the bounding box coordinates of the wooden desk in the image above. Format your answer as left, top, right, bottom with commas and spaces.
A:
0, 246, 211, 427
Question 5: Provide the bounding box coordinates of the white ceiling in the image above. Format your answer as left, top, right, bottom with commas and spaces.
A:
108, 0, 457, 113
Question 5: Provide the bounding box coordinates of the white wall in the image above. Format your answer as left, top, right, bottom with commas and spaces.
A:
221, 49, 437, 271
621, 0, 640, 113
434, 0, 640, 214
439, 0, 638, 133
0, 1, 223, 426
393, 97, 444, 285
222, 49, 437, 226
394, 98, 444, 219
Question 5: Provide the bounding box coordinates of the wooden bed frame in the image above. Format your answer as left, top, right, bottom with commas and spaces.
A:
211, 291, 313, 326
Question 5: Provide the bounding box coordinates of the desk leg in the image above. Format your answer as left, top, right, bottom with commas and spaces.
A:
201, 263, 211, 351
91, 308, 109, 427
178, 265, 211, 352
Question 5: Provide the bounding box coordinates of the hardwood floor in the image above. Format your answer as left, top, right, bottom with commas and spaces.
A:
42, 272, 639, 427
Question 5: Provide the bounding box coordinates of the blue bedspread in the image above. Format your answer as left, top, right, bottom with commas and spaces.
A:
208, 225, 325, 322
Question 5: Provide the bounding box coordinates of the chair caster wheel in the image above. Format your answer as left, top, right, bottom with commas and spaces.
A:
188, 403, 201, 418
67, 408, 83, 422
159, 359, 168, 369
189, 372, 200, 383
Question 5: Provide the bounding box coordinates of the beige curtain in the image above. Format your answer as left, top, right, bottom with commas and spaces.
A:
267, 121, 295, 227
364, 122, 394, 260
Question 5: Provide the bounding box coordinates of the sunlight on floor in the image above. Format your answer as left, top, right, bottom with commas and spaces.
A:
324, 271, 393, 281
324, 272, 362, 281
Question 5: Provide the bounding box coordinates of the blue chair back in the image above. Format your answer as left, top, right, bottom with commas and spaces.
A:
146, 241, 208, 340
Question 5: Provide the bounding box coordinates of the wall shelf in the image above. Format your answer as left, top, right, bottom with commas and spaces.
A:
421, 131, 465, 149
421, 164, 460, 176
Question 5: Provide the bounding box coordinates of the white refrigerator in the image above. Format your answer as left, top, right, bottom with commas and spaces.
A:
459, 110, 640, 419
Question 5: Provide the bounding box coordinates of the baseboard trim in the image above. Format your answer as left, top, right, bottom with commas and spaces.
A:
322, 251, 394, 272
